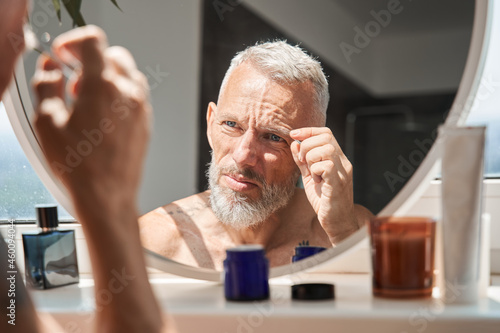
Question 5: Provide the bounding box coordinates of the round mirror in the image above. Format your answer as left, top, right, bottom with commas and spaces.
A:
4, 0, 490, 281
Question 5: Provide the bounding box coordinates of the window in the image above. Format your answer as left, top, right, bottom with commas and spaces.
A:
465, 4, 500, 178
0, 102, 72, 222
466, 104, 500, 178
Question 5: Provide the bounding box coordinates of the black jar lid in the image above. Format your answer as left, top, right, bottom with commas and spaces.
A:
291, 283, 335, 300
35, 204, 59, 229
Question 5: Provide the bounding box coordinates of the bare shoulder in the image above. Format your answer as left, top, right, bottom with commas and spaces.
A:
139, 191, 211, 224
138, 191, 212, 258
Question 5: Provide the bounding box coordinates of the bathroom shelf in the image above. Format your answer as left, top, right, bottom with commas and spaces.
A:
31, 273, 500, 332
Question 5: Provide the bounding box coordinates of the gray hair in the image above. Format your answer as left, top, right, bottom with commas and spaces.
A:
218, 41, 329, 125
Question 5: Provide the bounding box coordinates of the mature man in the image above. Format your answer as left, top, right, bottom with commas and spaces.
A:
139, 41, 374, 269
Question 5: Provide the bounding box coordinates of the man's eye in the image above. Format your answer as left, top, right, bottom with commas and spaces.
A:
224, 121, 237, 127
270, 134, 284, 142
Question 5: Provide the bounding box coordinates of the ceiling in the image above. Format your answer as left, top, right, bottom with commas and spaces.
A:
334, 0, 474, 34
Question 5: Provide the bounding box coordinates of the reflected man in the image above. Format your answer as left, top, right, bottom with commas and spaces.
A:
139, 41, 373, 269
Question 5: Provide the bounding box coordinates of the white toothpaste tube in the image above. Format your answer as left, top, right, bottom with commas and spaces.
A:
439, 125, 486, 304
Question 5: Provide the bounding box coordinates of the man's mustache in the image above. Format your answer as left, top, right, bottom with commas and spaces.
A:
218, 165, 266, 187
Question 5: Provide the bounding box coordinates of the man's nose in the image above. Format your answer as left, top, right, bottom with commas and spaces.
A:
232, 131, 258, 168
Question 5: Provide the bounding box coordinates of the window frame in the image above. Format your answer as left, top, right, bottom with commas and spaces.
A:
2, 62, 76, 223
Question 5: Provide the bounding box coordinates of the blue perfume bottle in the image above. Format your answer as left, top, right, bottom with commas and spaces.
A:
22, 205, 79, 289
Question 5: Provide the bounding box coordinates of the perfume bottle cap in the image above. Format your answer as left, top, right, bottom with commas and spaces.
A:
35, 204, 59, 229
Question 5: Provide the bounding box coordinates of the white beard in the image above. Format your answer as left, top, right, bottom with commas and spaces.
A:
207, 154, 299, 229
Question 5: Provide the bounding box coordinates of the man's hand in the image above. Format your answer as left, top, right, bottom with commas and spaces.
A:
31, 26, 167, 332
31, 25, 151, 220
290, 127, 361, 244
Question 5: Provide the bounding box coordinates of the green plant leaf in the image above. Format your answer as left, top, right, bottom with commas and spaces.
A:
74, 0, 84, 25
109, 0, 122, 11
62, 0, 86, 27
51, 0, 62, 23
75, 0, 82, 13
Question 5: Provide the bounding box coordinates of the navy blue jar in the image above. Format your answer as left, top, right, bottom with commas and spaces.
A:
292, 246, 326, 262
224, 245, 269, 301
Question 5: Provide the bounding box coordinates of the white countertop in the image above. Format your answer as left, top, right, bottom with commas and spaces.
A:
31, 273, 500, 333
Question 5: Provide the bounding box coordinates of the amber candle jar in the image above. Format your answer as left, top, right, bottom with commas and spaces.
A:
369, 217, 436, 298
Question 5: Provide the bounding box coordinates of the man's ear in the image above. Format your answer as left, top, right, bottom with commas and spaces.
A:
206, 102, 217, 149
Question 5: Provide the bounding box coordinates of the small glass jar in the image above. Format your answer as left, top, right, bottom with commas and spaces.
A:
369, 216, 436, 298
224, 244, 269, 301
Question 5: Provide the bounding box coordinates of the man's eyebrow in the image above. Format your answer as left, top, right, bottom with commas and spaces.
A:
260, 126, 292, 141
216, 112, 235, 120
215, 112, 293, 141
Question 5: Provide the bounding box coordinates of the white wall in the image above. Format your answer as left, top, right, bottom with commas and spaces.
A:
89, 0, 203, 214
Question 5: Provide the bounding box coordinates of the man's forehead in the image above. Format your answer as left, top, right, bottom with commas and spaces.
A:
225, 62, 314, 99
222, 68, 313, 113
224, 71, 292, 102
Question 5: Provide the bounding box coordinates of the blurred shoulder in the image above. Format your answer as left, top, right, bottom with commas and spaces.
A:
138, 191, 212, 257
139, 191, 211, 225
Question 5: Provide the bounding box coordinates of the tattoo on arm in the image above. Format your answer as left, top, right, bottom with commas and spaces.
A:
299, 240, 310, 246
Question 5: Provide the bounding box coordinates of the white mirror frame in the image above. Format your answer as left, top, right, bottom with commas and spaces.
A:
3, 0, 492, 282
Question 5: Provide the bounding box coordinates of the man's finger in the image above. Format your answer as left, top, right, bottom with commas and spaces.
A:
32, 55, 65, 104
52, 25, 107, 84
291, 127, 345, 156
104, 46, 150, 98
310, 160, 334, 184
66, 71, 82, 97
304, 145, 335, 168
296, 134, 331, 163
35, 98, 69, 129
291, 141, 310, 178
104, 46, 138, 78
290, 127, 331, 141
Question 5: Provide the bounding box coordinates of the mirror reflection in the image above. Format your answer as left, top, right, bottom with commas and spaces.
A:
138, 0, 474, 270
139, 39, 375, 269
23, 0, 474, 270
